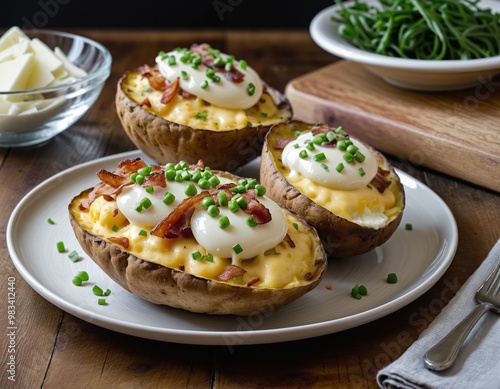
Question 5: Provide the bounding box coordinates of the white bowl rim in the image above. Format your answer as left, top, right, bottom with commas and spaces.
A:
310, 0, 500, 73
0, 29, 112, 95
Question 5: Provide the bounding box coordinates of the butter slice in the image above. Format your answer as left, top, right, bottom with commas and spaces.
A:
30, 38, 63, 74
0, 27, 28, 52
0, 53, 35, 91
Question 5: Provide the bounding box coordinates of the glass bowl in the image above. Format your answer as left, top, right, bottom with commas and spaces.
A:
0, 29, 111, 147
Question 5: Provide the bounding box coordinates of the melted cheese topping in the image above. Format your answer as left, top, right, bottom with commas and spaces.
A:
74, 195, 320, 289
123, 71, 285, 131
275, 131, 402, 229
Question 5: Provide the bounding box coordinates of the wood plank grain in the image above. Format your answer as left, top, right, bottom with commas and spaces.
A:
286, 60, 500, 192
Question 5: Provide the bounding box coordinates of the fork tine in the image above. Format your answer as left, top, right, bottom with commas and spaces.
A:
481, 259, 500, 297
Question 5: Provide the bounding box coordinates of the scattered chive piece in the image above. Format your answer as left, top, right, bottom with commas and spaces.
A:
218, 192, 228, 206
239, 59, 247, 70
77, 271, 89, 281
358, 168, 366, 176
68, 250, 80, 262
201, 80, 208, 89
207, 204, 220, 217
343, 152, 354, 163
351, 284, 362, 300
201, 197, 215, 209
112, 224, 119, 232
326, 131, 336, 142
246, 216, 257, 227
97, 298, 106, 306
184, 183, 198, 196
218, 215, 230, 229
56, 241, 66, 253
336, 163, 345, 173
103, 289, 111, 296
47, 218, 55, 225
247, 82, 255, 96
359, 284, 368, 296
168, 55, 176, 65
72, 276, 82, 286
228, 200, 239, 213
294, 130, 301, 137
194, 112, 207, 120
292, 222, 299, 230
321, 163, 329, 171
139, 229, 148, 237
134, 202, 143, 212
163, 192, 175, 205
354, 151, 365, 162
405, 223, 413, 231
299, 150, 308, 159
387, 273, 398, 284
92, 285, 104, 296
140, 197, 152, 209
232, 243, 243, 255
306, 142, 316, 151
192, 251, 203, 260
181, 70, 188, 80
314, 152, 326, 162
255, 184, 266, 196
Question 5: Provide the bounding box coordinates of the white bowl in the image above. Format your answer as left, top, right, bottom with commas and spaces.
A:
310, 0, 500, 91
0, 30, 111, 147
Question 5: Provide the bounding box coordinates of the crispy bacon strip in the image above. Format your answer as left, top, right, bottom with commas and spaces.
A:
370, 167, 392, 194
160, 77, 180, 104
140, 98, 151, 107
151, 191, 210, 239
246, 277, 260, 287
116, 158, 148, 175
190, 43, 245, 83
283, 234, 296, 248
142, 171, 166, 188
217, 265, 247, 281
109, 236, 130, 249
241, 190, 272, 224
97, 169, 130, 188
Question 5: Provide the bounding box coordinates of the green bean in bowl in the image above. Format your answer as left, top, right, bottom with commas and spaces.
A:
309, 0, 500, 91
331, 0, 500, 60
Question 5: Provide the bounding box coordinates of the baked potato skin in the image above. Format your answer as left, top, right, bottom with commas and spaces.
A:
260, 121, 405, 258
69, 188, 327, 316
115, 71, 292, 171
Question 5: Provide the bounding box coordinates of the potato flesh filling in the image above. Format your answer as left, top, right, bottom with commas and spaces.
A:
123, 71, 283, 131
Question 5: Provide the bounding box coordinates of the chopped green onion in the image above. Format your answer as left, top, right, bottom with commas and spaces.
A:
112, 224, 119, 232
346, 144, 358, 154
138, 229, 148, 237
326, 131, 336, 142
194, 112, 207, 120
306, 142, 316, 151
97, 298, 107, 305
336, 163, 345, 173
358, 168, 366, 176
292, 222, 299, 230
299, 150, 308, 159
228, 200, 239, 213
246, 216, 257, 227
405, 223, 413, 231
92, 285, 104, 296
359, 284, 368, 296
218, 192, 228, 206
313, 134, 326, 145
192, 251, 203, 260
321, 163, 329, 171
354, 151, 365, 163
351, 284, 362, 300
255, 184, 266, 196
56, 241, 66, 253
77, 271, 89, 281
140, 197, 152, 209
163, 192, 175, 205
47, 218, 55, 225
201, 197, 215, 209
134, 202, 143, 212
168, 55, 176, 65
184, 183, 198, 196
239, 59, 247, 70
232, 243, 243, 254
68, 250, 80, 262
103, 289, 111, 296
343, 152, 354, 163
387, 273, 398, 284
207, 204, 220, 217
218, 215, 230, 229
247, 83, 255, 96
201, 80, 208, 89
314, 153, 326, 162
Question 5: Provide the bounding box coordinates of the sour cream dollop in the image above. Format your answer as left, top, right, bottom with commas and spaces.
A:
116, 170, 287, 262
155, 46, 263, 110
281, 132, 378, 190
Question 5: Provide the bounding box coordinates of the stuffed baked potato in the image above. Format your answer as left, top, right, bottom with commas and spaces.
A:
260, 121, 405, 258
116, 44, 292, 171
69, 158, 326, 315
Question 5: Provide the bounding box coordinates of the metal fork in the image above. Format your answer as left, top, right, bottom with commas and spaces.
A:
424, 258, 500, 371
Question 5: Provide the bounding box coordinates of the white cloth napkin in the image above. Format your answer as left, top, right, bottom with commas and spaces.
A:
377, 239, 500, 389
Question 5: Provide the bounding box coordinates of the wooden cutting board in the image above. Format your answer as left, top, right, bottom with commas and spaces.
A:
285, 60, 500, 193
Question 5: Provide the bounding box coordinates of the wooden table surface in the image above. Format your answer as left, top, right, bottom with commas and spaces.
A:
1, 29, 499, 389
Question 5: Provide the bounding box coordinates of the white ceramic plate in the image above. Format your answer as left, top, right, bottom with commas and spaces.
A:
7, 150, 458, 346
310, 0, 500, 90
